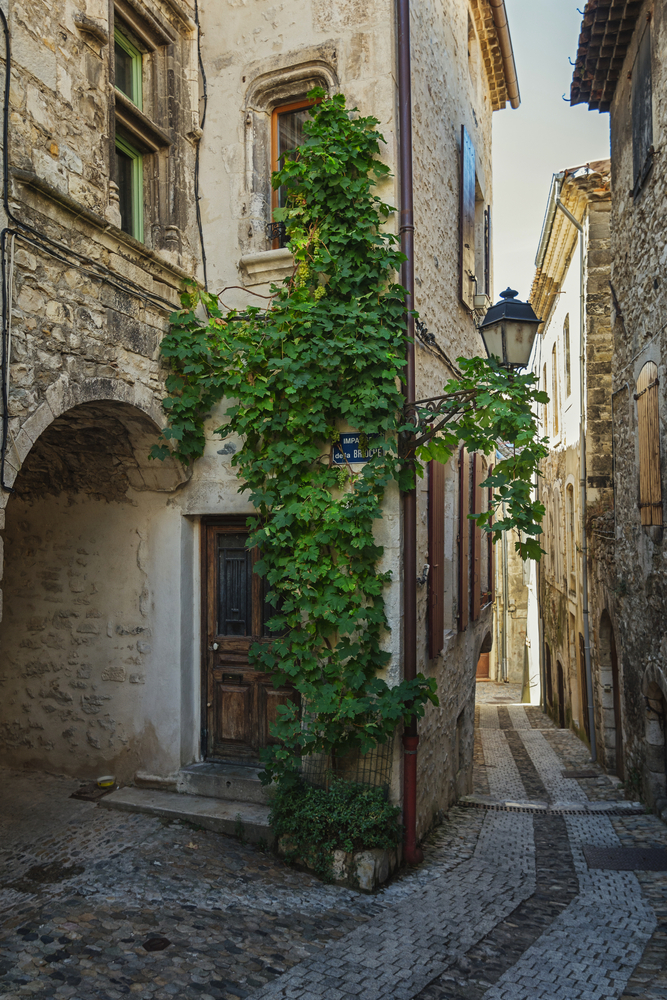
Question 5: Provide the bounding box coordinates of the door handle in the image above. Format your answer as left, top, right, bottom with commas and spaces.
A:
207, 701, 212, 708
209, 642, 219, 651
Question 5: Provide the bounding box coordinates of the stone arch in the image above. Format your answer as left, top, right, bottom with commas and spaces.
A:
0, 395, 190, 782
599, 611, 624, 778
1, 376, 188, 501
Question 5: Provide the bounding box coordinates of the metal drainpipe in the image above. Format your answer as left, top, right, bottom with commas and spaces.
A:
555, 194, 597, 760
501, 505, 509, 682
397, 0, 422, 865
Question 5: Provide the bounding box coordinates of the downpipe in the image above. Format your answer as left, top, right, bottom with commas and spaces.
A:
397, 0, 422, 865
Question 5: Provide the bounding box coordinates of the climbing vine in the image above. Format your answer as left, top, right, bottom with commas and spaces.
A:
152, 90, 547, 784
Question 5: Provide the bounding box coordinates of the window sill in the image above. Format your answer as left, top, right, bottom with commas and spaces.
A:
12, 167, 194, 286
115, 89, 172, 152
239, 248, 294, 287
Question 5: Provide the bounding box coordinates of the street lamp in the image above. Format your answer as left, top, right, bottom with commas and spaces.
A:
478, 288, 541, 370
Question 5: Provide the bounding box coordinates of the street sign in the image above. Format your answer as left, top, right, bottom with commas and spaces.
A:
332, 434, 384, 465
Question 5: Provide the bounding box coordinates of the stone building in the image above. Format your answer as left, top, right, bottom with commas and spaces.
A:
0, 0, 519, 844
526, 162, 613, 745
486, 450, 532, 696
569, 0, 667, 811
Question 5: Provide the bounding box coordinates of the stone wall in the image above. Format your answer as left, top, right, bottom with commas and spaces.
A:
0, 0, 513, 837
528, 166, 613, 747
606, 0, 667, 804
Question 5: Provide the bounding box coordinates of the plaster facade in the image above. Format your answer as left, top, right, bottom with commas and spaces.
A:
0, 0, 517, 839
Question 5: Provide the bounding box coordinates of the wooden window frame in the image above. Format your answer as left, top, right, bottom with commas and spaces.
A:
270, 99, 315, 246
632, 22, 654, 200
428, 460, 445, 658
471, 453, 483, 621
636, 360, 662, 526
487, 464, 494, 602
115, 133, 144, 243
458, 447, 470, 632
114, 26, 143, 110
459, 125, 476, 311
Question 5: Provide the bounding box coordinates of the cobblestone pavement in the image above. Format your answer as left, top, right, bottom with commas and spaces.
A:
1, 683, 667, 1000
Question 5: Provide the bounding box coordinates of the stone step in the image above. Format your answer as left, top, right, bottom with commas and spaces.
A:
99, 787, 274, 846
176, 761, 274, 805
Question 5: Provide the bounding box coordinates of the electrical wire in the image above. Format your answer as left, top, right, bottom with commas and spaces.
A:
194, 0, 208, 290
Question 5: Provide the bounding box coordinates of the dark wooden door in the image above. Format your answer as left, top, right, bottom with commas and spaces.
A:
579, 633, 590, 743
610, 628, 624, 780
557, 661, 565, 729
202, 519, 298, 762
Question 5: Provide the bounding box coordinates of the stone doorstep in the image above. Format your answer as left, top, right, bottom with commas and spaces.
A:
99, 787, 274, 847
176, 761, 274, 805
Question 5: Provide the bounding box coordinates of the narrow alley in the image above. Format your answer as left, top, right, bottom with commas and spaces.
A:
2, 684, 666, 1000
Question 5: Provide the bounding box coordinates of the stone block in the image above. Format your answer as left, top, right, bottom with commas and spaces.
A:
21, 401, 55, 444
13, 25, 56, 90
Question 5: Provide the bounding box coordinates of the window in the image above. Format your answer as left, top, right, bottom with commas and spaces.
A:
460, 125, 475, 310
543, 363, 548, 431
564, 314, 571, 397
114, 27, 142, 109
636, 360, 662, 525
111, 6, 174, 246
269, 100, 313, 246
632, 24, 653, 199
566, 484, 576, 593
551, 344, 559, 436
115, 135, 143, 241
458, 447, 470, 632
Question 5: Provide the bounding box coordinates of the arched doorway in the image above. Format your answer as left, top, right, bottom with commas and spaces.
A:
556, 660, 565, 729
0, 401, 187, 784
476, 631, 493, 680
599, 611, 623, 778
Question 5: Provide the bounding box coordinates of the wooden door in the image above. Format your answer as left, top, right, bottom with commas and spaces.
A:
557, 661, 565, 729
476, 653, 490, 679
202, 519, 298, 762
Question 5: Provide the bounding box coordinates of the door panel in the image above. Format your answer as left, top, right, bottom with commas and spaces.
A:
259, 680, 299, 745
202, 520, 298, 762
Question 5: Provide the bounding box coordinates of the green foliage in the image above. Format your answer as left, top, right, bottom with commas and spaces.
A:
413, 356, 548, 560
270, 778, 401, 881
151, 90, 546, 785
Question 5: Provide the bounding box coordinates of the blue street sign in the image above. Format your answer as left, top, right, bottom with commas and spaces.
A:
332, 434, 384, 465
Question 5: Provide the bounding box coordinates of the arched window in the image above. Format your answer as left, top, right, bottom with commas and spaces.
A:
551, 344, 559, 437
636, 361, 662, 526
566, 484, 576, 594
553, 485, 563, 588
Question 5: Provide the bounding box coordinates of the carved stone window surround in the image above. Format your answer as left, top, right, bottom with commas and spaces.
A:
240, 56, 338, 259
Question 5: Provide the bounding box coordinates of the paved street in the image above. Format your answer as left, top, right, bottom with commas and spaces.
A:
2, 685, 667, 1000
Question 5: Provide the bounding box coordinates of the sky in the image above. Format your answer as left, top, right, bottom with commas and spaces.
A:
492, 0, 611, 304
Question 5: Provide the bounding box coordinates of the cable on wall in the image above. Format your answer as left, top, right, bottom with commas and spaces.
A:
193, 0, 208, 290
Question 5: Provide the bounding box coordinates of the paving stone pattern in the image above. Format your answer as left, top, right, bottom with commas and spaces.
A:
2, 684, 667, 1000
